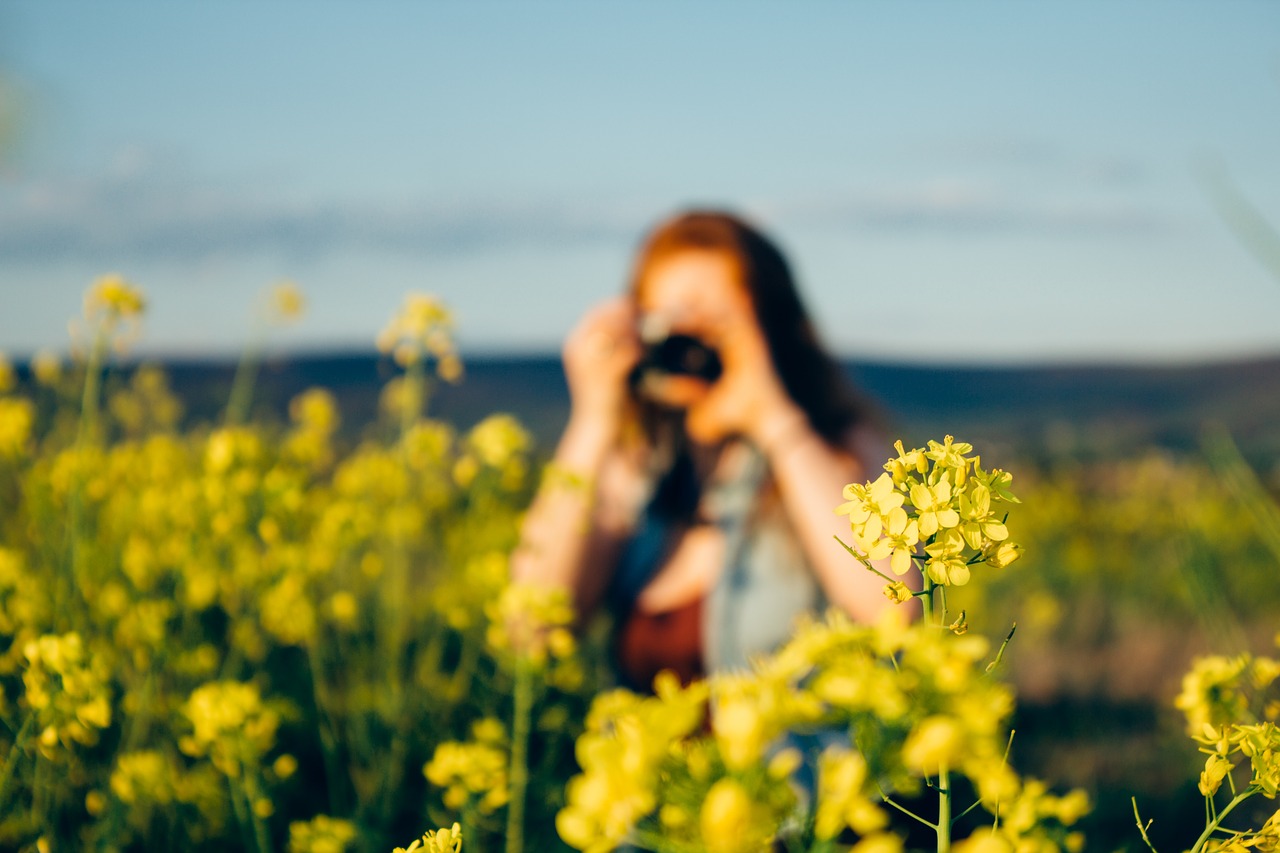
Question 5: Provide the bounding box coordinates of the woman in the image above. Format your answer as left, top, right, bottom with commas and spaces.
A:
512, 210, 900, 690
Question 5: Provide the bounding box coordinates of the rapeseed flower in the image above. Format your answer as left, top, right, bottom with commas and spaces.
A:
287, 814, 357, 853
179, 680, 280, 777
22, 632, 113, 758
910, 479, 961, 538
268, 281, 306, 324
837, 472, 905, 543
0, 397, 35, 458
393, 823, 463, 853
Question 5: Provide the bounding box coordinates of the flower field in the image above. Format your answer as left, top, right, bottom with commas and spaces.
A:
0, 279, 1277, 852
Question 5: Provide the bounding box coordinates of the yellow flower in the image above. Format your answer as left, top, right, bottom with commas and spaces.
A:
268, 281, 306, 323
290, 388, 339, 434
909, 479, 960, 538
30, 350, 62, 385
288, 814, 358, 853
958, 482, 1009, 550
392, 823, 463, 853
902, 715, 964, 770
814, 748, 887, 839
85, 273, 147, 320
838, 473, 905, 543
180, 681, 279, 777
883, 439, 929, 487
0, 397, 35, 458
953, 833, 1012, 853
924, 529, 970, 586
924, 435, 974, 477
377, 293, 461, 380
424, 739, 509, 814
883, 581, 913, 604
0, 352, 13, 392
700, 778, 767, 853
22, 633, 113, 757
982, 540, 1022, 570
110, 750, 175, 805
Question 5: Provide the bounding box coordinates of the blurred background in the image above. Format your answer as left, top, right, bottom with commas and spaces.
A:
4, 1, 1280, 848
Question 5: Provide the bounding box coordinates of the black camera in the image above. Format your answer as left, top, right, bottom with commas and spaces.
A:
630, 333, 723, 396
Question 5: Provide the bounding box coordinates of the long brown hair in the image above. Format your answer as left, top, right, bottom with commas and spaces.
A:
629, 210, 869, 446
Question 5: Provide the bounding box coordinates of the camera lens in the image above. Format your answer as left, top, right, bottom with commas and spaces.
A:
629, 334, 723, 400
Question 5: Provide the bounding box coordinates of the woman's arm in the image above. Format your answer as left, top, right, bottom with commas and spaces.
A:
509, 297, 645, 618
751, 407, 918, 623
682, 306, 917, 623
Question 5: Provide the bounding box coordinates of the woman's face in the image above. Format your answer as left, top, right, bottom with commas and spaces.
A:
634, 249, 753, 409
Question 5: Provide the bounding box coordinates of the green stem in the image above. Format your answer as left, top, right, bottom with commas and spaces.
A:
225, 331, 263, 426
833, 535, 896, 583
1132, 797, 1159, 853
984, 624, 1018, 674
879, 789, 936, 829
304, 637, 346, 815
230, 772, 274, 853
1190, 789, 1255, 853
937, 760, 952, 853
78, 329, 108, 446
0, 713, 36, 811
506, 659, 534, 853
62, 329, 109, 627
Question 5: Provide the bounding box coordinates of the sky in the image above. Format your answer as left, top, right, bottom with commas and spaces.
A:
2, 1, 1279, 365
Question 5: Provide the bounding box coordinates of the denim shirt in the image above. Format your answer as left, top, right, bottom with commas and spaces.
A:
611, 443, 827, 677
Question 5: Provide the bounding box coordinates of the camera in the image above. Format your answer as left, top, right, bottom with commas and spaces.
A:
630, 315, 723, 398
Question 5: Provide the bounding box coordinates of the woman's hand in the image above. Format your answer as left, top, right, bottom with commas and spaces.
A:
562, 296, 642, 436
683, 305, 799, 447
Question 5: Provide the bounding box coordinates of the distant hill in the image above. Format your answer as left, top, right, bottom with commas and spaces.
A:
143, 351, 1280, 464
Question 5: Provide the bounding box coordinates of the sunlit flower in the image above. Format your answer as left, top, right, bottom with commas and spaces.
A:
288, 814, 358, 853
838, 472, 905, 543
393, 823, 463, 853
884, 581, 913, 604
268, 281, 306, 324
910, 479, 960, 538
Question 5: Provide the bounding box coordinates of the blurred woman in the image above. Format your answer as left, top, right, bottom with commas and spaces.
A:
512, 210, 903, 690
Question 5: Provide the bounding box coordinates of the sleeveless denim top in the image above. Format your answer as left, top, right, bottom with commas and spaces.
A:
610, 443, 827, 676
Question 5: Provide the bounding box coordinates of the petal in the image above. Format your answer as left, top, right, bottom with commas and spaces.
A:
885, 506, 908, 536
983, 521, 1009, 541
918, 512, 938, 538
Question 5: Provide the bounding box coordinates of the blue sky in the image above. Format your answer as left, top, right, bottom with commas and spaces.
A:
2, 1, 1279, 363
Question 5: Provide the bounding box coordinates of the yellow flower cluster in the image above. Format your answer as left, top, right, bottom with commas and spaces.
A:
0, 279, 589, 850
179, 681, 281, 778
81, 274, 147, 354
376, 292, 463, 381
453, 413, 532, 490
1159, 645, 1280, 851
424, 719, 511, 814
1179, 652, 1280, 795
485, 582, 581, 687
392, 823, 463, 853
558, 613, 1088, 852
100, 750, 229, 840
288, 814, 359, 853
107, 365, 184, 438
557, 672, 710, 852
84, 273, 147, 322
267, 281, 306, 324
0, 395, 35, 459
110, 750, 177, 805
21, 632, 113, 758
838, 437, 1022, 589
